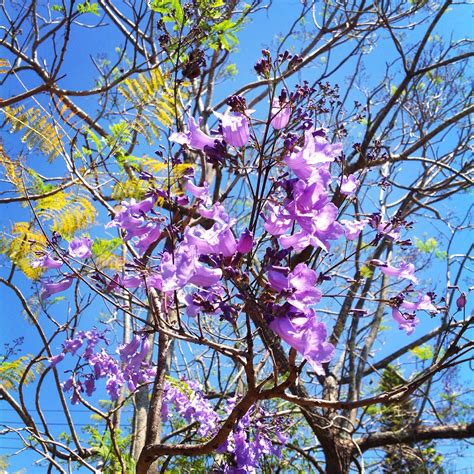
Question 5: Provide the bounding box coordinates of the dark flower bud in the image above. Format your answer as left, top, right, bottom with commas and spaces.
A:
456, 292, 467, 310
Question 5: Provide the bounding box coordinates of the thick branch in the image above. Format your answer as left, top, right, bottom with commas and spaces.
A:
357, 422, 474, 452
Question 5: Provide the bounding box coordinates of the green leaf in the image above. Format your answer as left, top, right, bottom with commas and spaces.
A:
92, 237, 123, 257
51, 4, 65, 12
410, 344, 433, 361
77, 1, 100, 16
109, 121, 132, 144
360, 265, 373, 278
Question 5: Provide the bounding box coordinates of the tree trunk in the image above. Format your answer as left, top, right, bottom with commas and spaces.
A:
320, 435, 353, 474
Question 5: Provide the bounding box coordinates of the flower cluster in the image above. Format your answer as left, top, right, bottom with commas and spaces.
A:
34, 236, 93, 300
50, 330, 155, 403
216, 399, 287, 473
162, 378, 220, 437
162, 380, 288, 473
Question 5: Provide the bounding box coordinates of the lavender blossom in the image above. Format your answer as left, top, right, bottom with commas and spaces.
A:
270, 310, 334, 375
41, 276, 74, 300
392, 308, 419, 335
106, 195, 157, 240
134, 222, 161, 253
214, 111, 250, 147
339, 174, 359, 196
32, 253, 63, 269
285, 128, 342, 180
340, 219, 367, 241
170, 116, 219, 150
267, 263, 321, 313
371, 260, 418, 284
68, 237, 92, 259
236, 229, 253, 254
270, 99, 291, 130
400, 293, 437, 313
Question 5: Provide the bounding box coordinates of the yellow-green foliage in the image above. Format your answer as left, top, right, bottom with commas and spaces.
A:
0, 222, 47, 280
2, 105, 64, 162
50, 196, 96, 239
33, 191, 96, 239
111, 178, 151, 201
0, 355, 39, 390
92, 237, 124, 271
110, 159, 193, 201
0, 145, 27, 197
118, 67, 186, 144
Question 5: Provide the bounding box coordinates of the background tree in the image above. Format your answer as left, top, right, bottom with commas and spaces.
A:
0, 1, 472, 473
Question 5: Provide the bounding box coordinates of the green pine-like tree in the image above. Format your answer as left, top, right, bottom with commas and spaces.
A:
379, 367, 444, 474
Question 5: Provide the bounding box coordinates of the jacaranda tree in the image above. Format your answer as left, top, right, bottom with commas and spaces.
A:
0, 1, 472, 473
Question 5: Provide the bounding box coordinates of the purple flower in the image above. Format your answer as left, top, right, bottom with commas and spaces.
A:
371, 260, 418, 284
62, 377, 83, 405
49, 353, 65, 367
264, 177, 343, 252
375, 220, 401, 242
392, 308, 419, 335
340, 219, 367, 240
111, 273, 142, 290
184, 289, 218, 317
170, 116, 219, 150
400, 293, 437, 313
339, 174, 359, 196
41, 276, 74, 300
278, 204, 343, 252
68, 237, 92, 259
134, 222, 161, 253
189, 264, 223, 288
32, 253, 63, 269
267, 263, 321, 313
285, 128, 342, 180
163, 379, 220, 437
118, 335, 141, 362
215, 111, 250, 147
263, 202, 293, 236
186, 180, 211, 207
106, 195, 157, 240
84, 375, 95, 396
270, 99, 291, 130
269, 311, 334, 375
184, 206, 237, 257
236, 229, 253, 254
149, 243, 222, 293
63, 337, 84, 355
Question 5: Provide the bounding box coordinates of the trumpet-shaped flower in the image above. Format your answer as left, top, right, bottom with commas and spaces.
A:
400, 293, 437, 312
371, 260, 418, 284
269, 310, 334, 375
268, 263, 321, 313
270, 99, 291, 130
68, 237, 92, 259
32, 253, 63, 269
236, 229, 254, 254
339, 174, 359, 196
285, 128, 342, 180
215, 111, 250, 147
170, 116, 219, 150
340, 219, 367, 241
41, 276, 74, 300
391, 308, 419, 335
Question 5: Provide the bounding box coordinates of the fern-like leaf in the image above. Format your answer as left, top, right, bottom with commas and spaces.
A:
118, 67, 186, 144
2, 105, 64, 161
1, 222, 47, 280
